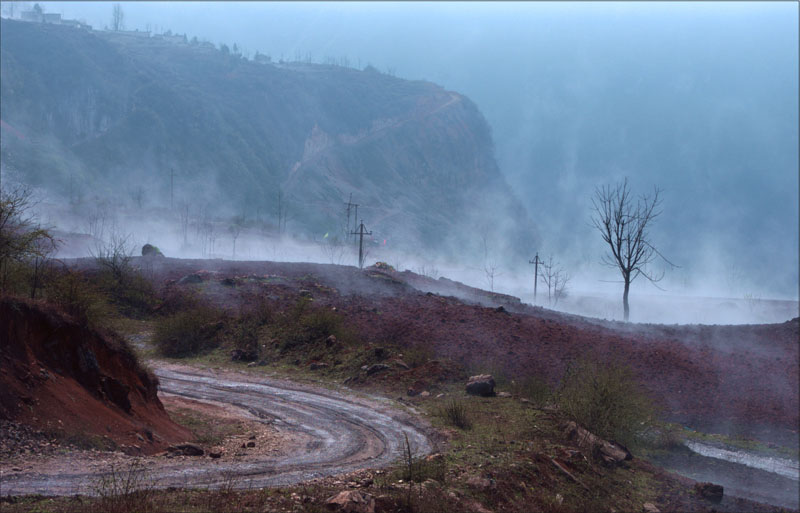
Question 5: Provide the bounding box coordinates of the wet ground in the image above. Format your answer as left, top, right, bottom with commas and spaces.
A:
653, 441, 799, 510
0, 364, 434, 495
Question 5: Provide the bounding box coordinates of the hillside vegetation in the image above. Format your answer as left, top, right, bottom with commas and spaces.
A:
0, 19, 535, 258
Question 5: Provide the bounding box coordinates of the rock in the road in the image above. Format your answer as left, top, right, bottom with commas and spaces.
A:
466, 375, 496, 397
168, 443, 204, 456
694, 482, 723, 503
325, 490, 376, 513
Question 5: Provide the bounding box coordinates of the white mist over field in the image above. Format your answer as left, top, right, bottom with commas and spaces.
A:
7, 1, 799, 323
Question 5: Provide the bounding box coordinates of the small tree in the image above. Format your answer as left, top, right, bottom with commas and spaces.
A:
111, 3, 124, 31
591, 178, 673, 321
539, 255, 570, 306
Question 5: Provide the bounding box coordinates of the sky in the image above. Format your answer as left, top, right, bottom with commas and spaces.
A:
16, 1, 800, 300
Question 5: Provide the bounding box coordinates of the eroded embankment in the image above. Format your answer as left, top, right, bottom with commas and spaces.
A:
0, 297, 190, 453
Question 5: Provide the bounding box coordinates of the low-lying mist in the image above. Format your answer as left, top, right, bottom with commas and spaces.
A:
35, 189, 797, 326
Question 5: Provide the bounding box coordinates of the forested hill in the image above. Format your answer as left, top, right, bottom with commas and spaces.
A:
0, 19, 535, 259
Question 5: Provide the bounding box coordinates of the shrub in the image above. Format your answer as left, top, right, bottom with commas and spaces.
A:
556, 357, 655, 448
513, 374, 553, 407
47, 268, 111, 329
279, 299, 352, 352
153, 304, 224, 357
439, 399, 472, 430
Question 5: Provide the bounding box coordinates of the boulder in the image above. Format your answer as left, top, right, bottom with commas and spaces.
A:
694, 482, 723, 503
563, 421, 632, 465
141, 244, 164, 257
466, 375, 496, 397
366, 364, 390, 376
325, 490, 375, 513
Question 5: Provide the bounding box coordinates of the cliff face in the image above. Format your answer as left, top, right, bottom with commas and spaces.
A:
0, 19, 535, 259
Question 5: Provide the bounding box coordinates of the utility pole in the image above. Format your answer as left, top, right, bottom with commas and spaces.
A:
529, 252, 541, 304
351, 219, 372, 269
344, 193, 358, 241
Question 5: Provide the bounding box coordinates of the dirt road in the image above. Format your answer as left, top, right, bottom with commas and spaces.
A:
1, 365, 434, 496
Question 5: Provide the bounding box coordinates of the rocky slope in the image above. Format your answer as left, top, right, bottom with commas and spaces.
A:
0, 19, 535, 260
0, 297, 190, 453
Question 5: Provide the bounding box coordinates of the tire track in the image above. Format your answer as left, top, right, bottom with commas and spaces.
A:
2, 366, 434, 495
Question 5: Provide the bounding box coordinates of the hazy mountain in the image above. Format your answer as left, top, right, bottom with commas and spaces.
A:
0, 19, 535, 262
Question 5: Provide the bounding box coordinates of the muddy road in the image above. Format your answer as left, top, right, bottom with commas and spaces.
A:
1, 365, 434, 496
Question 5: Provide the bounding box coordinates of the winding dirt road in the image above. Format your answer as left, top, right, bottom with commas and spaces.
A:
1, 365, 434, 496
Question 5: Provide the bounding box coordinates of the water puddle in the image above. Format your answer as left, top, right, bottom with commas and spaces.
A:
685, 440, 800, 481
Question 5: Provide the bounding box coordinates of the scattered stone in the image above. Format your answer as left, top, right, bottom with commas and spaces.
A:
246, 441, 256, 448
407, 388, 420, 397
325, 335, 338, 347
495, 305, 509, 314
643, 503, 660, 513
299, 289, 312, 297
393, 359, 410, 370
220, 277, 236, 287
247, 361, 258, 367
168, 443, 204, 456
310, 362, 329, 371
466, 375, 496, 397
365, 364, 390, 376
436, 393, 445, 399
209, 451, 222, 459
249, 435, 256, 440
325, 490, 375, 513
419, 391, 430, 397
694, 482, 723, 503
497, 391, 512, 398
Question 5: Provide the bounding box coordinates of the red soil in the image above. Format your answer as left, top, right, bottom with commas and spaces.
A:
0, 297, 191, 454
140, 257, 798, 442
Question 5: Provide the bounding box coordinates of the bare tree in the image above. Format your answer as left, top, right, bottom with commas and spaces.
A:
0, 185, 57, 293
91, 231, 134, 286
229, 216, 244, 259
591, 178, 673, 321
539, 255, 570, 306
111, 3, 124, 31
481, 230, 502, 292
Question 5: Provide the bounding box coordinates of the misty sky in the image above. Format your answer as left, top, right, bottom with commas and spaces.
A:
21, 1, 800, 299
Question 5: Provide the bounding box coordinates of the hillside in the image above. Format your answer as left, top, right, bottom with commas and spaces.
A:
0, 19, 535, 260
